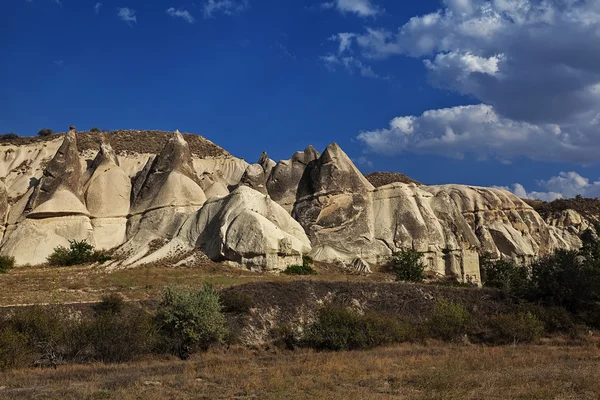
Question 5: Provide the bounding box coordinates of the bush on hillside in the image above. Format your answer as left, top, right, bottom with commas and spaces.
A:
220, 291, 254, 314
487, 312, 544, 344
1, 133, 19, 140
388, 248, 426, 282
90, 127, 101, 133
37, 128, 53, 137
427, 299, 472, 341
283, 255, 317, 275
93, 293, 125, 316
479, 253, 529, 294
0, 256, 15, 274
47, 240, 110, 266
75, 310, 157, 363
155, 285, 227, 359
303, 305, 409, 351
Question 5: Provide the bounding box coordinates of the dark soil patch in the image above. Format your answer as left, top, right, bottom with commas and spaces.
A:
0, 130, 229, 158
365, 171, 422, 187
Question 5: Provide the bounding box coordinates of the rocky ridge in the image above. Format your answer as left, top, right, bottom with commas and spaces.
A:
0, 130, 591, 280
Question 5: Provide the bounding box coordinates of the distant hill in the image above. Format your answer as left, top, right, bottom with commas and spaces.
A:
524, 197, 600, 221
365, 172, 422, 187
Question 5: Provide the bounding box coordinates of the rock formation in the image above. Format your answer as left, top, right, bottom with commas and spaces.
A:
266, 145, 319, 212
0, 130, 591, 278
135, 186, 311, 271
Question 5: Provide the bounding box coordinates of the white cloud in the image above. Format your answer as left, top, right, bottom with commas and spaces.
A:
500, 172, 600, 201
321, 0, 382, 17
355, 156, 373, 168
330, 33, 356, 54
203, 0, 249, 18
117, 7, 137, 24
166, 8, 195, 23
54, 60, 64, 66
321, 54, 380, 79
357, 104, 597, 162
338, 0, 600, 163
94, 2, 102, 14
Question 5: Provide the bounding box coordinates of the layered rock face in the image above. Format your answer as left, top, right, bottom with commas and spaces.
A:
291, 144, 580, 283
2, 131, 94, 265
0, 131, 588, 277
135, 186, 311, 271
0, 130, 247, 266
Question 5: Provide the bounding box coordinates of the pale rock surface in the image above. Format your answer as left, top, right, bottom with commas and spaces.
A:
238, 152, 276, 195
1, 132, 94, 265
120, 131, 207, 263
267, 145, 319, 213
83, 143, 131, 249
134, 186, 311, 271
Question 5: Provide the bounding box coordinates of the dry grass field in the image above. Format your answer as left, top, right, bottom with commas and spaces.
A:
0, 262, 392, 307
1, 343, 599, 399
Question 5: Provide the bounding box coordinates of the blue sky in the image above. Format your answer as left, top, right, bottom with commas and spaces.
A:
3, 0, 600, 200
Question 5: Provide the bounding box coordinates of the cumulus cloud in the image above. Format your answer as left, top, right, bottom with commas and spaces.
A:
321, 0, 382, 17
498, 172, 600, 201
356, 104, 596, 162
117, 7, 136, 24
203, 0, 249, 18
338, 0, 600, 163
94, 2, 101, 14
166, 8, 195, 23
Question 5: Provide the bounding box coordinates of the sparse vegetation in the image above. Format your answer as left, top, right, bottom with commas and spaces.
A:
155, 285, 227, 359
220, 290, 254, 313
0, 255, 15, 274
388, 248, 426, 282
90, 127, 101, 132
1, 133, 19, 140
47, 240, 110, 266
37, 128, 53, 137
427, 299, 472, 341
283, 255, 317, 275
303, 305, 409, 351
487, 312, 544, 344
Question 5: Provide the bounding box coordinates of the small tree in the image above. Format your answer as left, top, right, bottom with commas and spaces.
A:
479, 253, 529, 294
0, 256, 15, 274
47, 240, 109, 266
90, 127, 101, 133
37, 128, 53, 137
155, 284, 227, 359
388, 248, 425, 282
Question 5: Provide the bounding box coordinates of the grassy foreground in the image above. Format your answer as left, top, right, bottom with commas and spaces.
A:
1, 343, 599, 399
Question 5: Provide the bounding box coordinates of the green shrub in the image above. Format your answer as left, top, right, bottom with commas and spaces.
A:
488, 312, 544, 344
388, 248, 425, 282
1, 133, 19, 140
94, 293, 125, 316
521, 304, 576, 334
479, 253, 528, 293
90, 127, 101, 133
47, 240, 110, 266
428, 300, 472, 341
303, 305, 408, 351
0, 326, 31, 371
283, 264, 316, 275
155, 284, 227, 359
9, 306, 67, 349
0, 255, 15, 273
37, 128, 53, 137
220, 291, 254, 314
76, 311, 157, 363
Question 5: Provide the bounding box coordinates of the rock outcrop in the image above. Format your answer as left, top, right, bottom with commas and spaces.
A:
0, 131, 591, 276
267, 146, 319, 212
135, 186, 311, 271
120, 131, 208, 263
292, 143, 578, 283
1, 131, 94, 265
